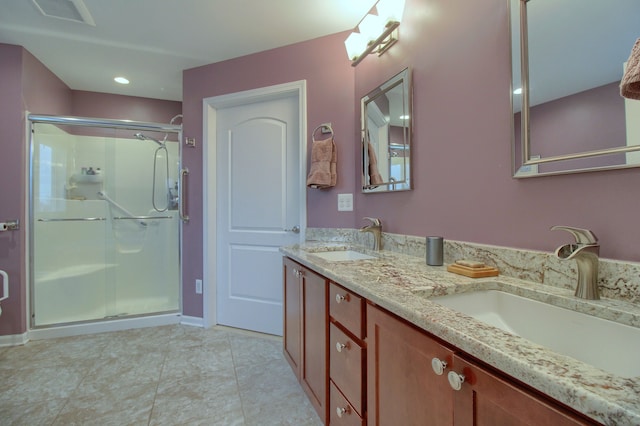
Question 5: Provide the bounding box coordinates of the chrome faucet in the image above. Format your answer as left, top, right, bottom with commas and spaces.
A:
360, 217, 382, 251
551, 225, 600, 300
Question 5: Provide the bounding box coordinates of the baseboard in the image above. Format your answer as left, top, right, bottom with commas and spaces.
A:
180, 315, 205, 328
0, 332, 29, 347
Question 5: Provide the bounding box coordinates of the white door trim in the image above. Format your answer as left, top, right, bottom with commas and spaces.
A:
202, 80, 307, 328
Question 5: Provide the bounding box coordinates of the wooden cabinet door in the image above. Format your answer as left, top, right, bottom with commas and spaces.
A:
301, 267, 328, 422
367, 304, 455, 426
451, 355, 597, 426
283, 257, 302, 378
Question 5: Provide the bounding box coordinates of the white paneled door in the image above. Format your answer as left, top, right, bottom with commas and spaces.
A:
214, 90, 303, 335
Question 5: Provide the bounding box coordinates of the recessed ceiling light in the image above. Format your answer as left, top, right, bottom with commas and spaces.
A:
114, 77, 129, 85
513, 87, 522, 95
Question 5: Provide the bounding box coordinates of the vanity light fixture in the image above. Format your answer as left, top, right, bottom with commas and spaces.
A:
114, 76, 130, 85
345, 0, 406, 67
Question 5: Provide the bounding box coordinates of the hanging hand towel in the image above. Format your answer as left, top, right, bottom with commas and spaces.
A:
621, 38, 640, 100
367, 141, 384, 186
307, 125, 337, 189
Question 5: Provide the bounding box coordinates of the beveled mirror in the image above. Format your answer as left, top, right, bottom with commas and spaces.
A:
512, 0, 640, 177
362, 68, 412, 192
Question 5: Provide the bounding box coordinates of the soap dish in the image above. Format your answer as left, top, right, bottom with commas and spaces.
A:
447, 263, 499, 278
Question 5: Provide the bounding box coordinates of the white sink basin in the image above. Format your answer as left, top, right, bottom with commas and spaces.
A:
431, 290, 640, 378
311, 250, 376, 262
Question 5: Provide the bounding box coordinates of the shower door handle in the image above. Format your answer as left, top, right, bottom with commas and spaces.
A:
180, 168, 190, 223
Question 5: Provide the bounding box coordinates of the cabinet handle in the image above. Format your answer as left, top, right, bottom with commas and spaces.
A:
447, 371, 465, 391
292, 268, 304, 278
335, 293, 349, 303
431, 358, 448, 376
336, 406, 351, 418
336, 341, 350, 353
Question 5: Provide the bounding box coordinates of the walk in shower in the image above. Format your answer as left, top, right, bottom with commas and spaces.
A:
28, 115, 185, 328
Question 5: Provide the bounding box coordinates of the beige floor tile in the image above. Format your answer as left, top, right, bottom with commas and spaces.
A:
149, 370, 244, 426
0, 365, 86, 405
74, 351, 166, 395
1, 324, 319, 426
236, 361, 322, 426
229, 333, 284, 368
53, 381, 157, 426
0, 398, 67, 426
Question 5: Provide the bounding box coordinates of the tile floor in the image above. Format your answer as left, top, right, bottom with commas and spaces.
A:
0, 324, 323, 425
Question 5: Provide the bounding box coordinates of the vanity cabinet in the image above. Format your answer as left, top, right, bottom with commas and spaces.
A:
451, 355, 594, 425
283, 257, 328, 423
366, 303, 454, 425
283, 257, 598, 425
329, 283, 366, 425
366, 303, 596, 426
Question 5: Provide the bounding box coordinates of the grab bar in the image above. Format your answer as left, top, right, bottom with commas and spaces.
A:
180, 168, 189, 223
38, 217, 106, 222
98, 191, 147, 226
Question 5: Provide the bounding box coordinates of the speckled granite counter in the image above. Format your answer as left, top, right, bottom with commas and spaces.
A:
281, 242, 640, 426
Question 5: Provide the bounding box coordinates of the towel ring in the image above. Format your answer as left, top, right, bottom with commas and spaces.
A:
312, 123, 334, 141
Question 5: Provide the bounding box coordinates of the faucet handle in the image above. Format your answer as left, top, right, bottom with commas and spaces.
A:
363, 217, 382, 226
550, 226, 598, 245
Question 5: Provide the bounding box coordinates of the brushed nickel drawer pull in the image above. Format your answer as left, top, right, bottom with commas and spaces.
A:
448, 371, 465, 391
336, 341, 350, 352
336, 406, 351, 418
431, 358, 448, 375
335, 293, 349, 303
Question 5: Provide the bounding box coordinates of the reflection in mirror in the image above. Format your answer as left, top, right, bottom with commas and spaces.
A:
362, 68, 412, 192
512, 0, 640, 177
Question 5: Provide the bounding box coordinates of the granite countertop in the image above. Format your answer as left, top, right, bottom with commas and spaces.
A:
281, 242, 640, 426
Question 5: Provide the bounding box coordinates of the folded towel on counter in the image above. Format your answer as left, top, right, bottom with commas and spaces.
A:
621, 38, 640, 100
367, 141, 384, 186
306, 136, 337, 188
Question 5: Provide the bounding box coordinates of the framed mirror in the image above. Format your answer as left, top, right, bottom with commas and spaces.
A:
362, 68, 412, 192
512, 0, 640, 177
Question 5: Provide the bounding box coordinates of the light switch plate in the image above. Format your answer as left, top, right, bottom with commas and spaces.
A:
338, 193, 353, 211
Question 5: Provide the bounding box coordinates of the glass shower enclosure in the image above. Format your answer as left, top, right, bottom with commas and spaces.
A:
28, 115, 183, 327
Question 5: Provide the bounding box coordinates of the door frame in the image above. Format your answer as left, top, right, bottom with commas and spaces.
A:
202, 80, 307, 328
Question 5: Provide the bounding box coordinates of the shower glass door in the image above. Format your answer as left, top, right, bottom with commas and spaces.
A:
30, 120, 180, 327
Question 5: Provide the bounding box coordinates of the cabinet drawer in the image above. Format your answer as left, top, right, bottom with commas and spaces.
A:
330, 323, 364, 415
329, 282, 365, 339
330, 381, 364, 426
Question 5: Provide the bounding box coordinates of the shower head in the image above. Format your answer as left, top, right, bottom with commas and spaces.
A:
134, 132, 164, 146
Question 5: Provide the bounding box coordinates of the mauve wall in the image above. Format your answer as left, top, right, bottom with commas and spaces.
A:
0, 44, 181, 335
354, 0, 640, 260
0, 45, 73, 335
514, 82, 626, 172
0, 44, 30, 335
182, 32, 356, 317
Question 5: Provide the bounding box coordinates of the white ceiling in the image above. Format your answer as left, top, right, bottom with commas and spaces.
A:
0, 0, 377, 101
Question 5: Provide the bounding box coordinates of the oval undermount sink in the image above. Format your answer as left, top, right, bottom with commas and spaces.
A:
311, 250, 376, 261
431, 290, 640, 378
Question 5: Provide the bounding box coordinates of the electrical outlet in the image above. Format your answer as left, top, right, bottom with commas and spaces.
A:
195, 279, 203, 294
338, 193, 353, 211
